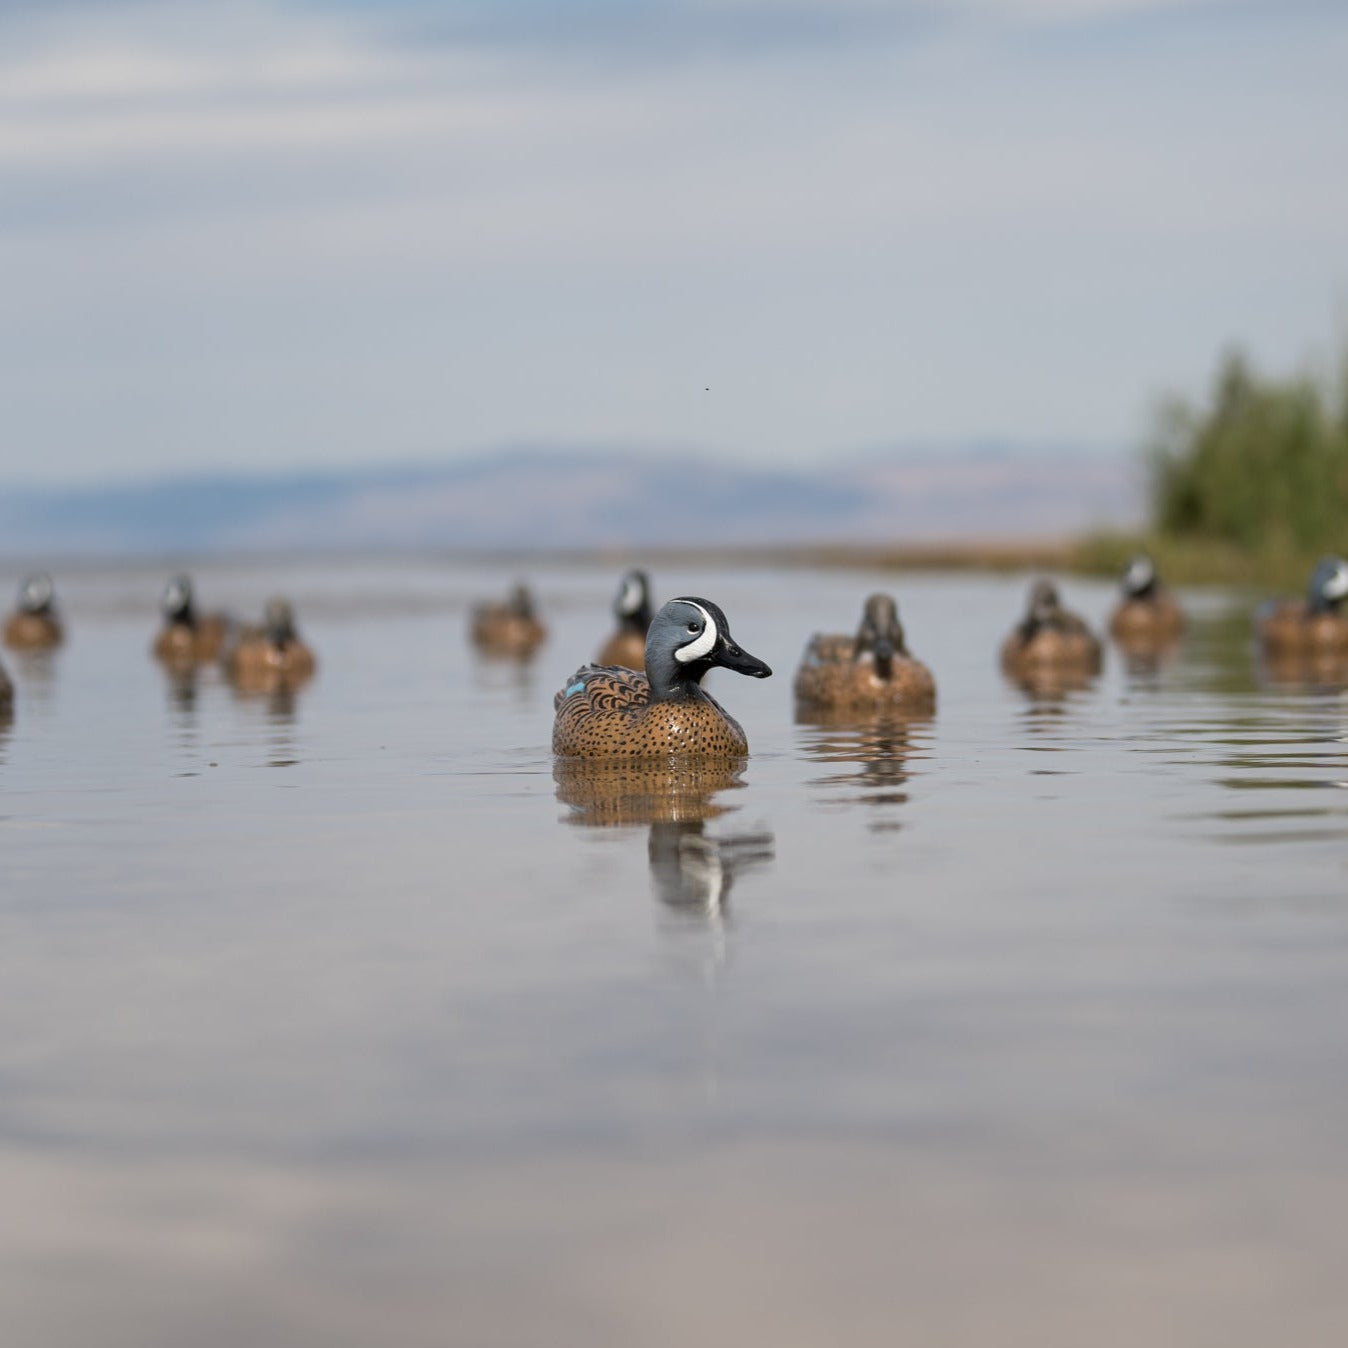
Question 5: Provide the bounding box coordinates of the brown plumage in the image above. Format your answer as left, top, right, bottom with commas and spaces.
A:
1108, 554, 1183, 644
553, 596, 771, 760
472, 582, 546, 658
153, 577, 229, 668
1001, 579, 1102, 684
4, 574, 62, 650
793, 593, 936, 713
224, 598, 316, 694
554, 758, 746, 826
1258, 559, 1348, 656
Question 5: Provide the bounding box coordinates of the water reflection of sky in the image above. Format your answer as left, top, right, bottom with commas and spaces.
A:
2, 560, 1348, 1346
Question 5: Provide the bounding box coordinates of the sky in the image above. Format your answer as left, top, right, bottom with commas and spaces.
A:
1, 0, 1346, 486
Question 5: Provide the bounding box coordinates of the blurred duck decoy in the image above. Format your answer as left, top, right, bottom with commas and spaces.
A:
224, 597, 316, 692
596, 568, 653, 671
554, 596, 771, 759
152, 574, 230, 667
0, 657, 12, 711
1001, 579, 1102, 682
793, 592, 936, 713
4, 573, 63, 650
471, 582, 546, 658
1108, 553, 1184, 643
1258, 556, 1348, 655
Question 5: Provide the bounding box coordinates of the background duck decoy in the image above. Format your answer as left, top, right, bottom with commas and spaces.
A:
471, 581, 546, 658
4, 573, 64, 650
1108, 553, 1184, 642
793, 592, 936, 713
1001, 578, 1102, 693
152, 574, 230, 667
553, 596, 771, 759
595, 568, 653, 671
1257, 556, 1348, 655
0, 656, 12, 712
224, 597, 316, 693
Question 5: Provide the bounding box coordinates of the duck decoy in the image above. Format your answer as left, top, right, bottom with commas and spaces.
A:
471, 582, 546, 658
152, 575, 230, 667
1001, 579, 1102, 686
553, 596, 771, 759
4, 573, 63, 650
793, 592, 936, 713
1108, 554, 1184, 642
1258, 556, 1348, 656
224, 597, 316, 692
0, 657, 12, 711
595, 569, 653, 671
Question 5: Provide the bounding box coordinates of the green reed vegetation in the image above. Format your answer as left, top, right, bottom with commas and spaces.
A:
1078, 346, 1348, 586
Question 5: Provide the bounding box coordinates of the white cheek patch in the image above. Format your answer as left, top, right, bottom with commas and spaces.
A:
1326, 566, 1348, 601
1126, 558, 1154, 591
619, 578, 643, 615
674, 602, 718, 664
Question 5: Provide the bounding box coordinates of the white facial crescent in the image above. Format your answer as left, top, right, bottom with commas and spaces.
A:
619, 577, 643, 615
673, 601, 718, 664
1326, 565, 1348, 602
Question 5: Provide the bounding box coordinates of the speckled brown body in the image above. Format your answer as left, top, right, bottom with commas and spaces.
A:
1109, 593, 1184, 642
1001, 625, 1102, 677
153, 615, 229, 668
4, 611, 62, 650
225, 632, 316, 694
794, 637, 937, 713
472, 607, 546, 657
596, 628, 647, 671
1259, 601, 1348, 656
553, 664, 749, 760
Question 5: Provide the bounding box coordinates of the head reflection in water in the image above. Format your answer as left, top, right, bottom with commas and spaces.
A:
553, 758, 775, 921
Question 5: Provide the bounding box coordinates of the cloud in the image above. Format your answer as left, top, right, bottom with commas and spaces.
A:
0, 0, 1345, 482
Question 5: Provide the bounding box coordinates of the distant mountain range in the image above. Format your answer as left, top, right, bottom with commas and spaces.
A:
0, 444, 1140, 557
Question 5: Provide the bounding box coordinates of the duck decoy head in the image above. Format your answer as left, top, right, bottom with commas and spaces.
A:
264, 597, 298, 649
646, 596, 771, 696
613, 569, 652, 627
1122, 553, 1158, 599
161, 574, 195, 625
854, 592, 906, 677
1019, 578, 1063, 639
1308, 557, 1348, 614
18, 573, 54, 615
508, 583, 536, 618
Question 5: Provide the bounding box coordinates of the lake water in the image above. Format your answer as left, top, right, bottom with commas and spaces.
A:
3, 557, 1347, 1347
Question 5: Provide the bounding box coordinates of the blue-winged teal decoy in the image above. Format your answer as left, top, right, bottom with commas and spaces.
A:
553, 596, 771, 759
224, 597, 316, 692
793, 592, 936, 713
0, 657, 12, 711
596, 569, 653, 670
1001, 579, 1102, 680
471, 582, 546, 657
153, 575, 230, 667
1108, 554, 1183, 643
1258, 557, 1348, 655
4, 574, 63, 650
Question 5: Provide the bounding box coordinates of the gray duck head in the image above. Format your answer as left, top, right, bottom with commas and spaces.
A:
161, 574, 196, 626
613, 569, 653, 629
645, 596, 771, 699
1307, 557, 1348, 614
1122, 553, 1158, 599
18, 573, 55, 615
853, 593, 907, 678
264, 597, 298, 649
1019, 578, 1063, 639
508, 583, 536, 619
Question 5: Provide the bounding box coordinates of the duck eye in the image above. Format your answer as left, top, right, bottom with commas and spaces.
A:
688, 622, 700, 633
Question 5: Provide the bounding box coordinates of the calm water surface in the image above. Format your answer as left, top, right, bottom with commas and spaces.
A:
3, 559, 1347, 1347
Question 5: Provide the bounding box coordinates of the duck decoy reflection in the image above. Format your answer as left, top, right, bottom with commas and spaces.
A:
648, 820, 774, 918
796, 706, 931, 815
